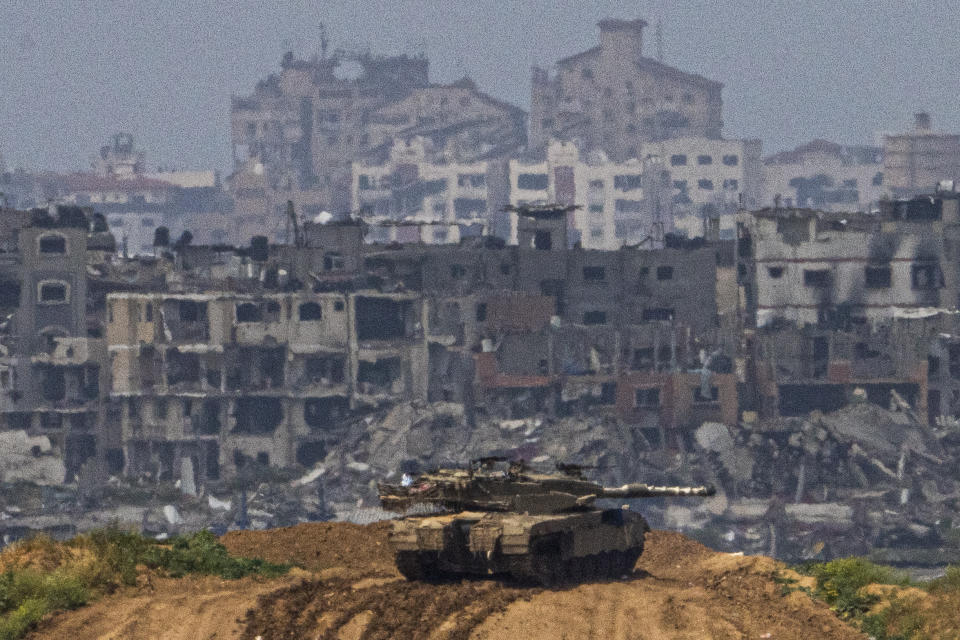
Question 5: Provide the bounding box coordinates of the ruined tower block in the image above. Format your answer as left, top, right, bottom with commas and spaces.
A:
597, 18, 647, 66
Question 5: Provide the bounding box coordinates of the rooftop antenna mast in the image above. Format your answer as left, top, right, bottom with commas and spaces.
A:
656, 19, 664, 63
319, 22, 329, 58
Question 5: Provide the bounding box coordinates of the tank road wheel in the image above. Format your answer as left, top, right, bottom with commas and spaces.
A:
395, 551, 440, 581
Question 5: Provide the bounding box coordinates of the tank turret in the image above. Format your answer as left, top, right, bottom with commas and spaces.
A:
379, 459, 715, 586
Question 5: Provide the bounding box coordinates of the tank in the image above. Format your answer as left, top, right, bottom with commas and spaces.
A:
378, 457, 714, 585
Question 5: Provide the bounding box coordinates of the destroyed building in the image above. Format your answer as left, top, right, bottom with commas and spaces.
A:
736, 194, 960, 420
0, 208, 113, 483
529, 19, 723, 160
230, 47, 526, 239
89, 203, 734, 487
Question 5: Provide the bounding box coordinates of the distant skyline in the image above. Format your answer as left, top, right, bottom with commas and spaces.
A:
2, 0, 959, 173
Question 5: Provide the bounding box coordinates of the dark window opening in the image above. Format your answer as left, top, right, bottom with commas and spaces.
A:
533, 230, 552, 251
178, 300, 207, 322
298, 302, 323, 321
518, 173, 549, 190
256, 452, 269, 466
631, 348, 654, 370
233, 397, 282, 434
357, 357, 402, 392
929, 355, 941, 376
767, 266, 784, 278
540, 279, 565, 315
304, 396, 349, 431
635, 388, 660, 407
697, 155, 712, 165
804, 269, 831, 287
949, 344, 960, 379
355, 298, 412, 340
656, 266, 673, 280
911, 263, 940, 290
323, 252, 345, 271
236, 302, 262, 322
582, 310, 607, 325
334, 300, 345, 311
670, 154, 687, 166
166, 350, 200, 386
304, 356, 344, 384
39, 234, 66, 254
722, 154, 739, 166
39, 282, 67, 303
583, 266, 606, 281
297, 441, 327, 467
475, 303, 487, 322
865, 265, 892, 288
195, 399, 221, 435
40, 368, 65, 401
450, 264, 467, 279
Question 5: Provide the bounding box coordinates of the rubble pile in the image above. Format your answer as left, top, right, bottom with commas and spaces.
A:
303, 397, 960, 565
3, 397, 960, 567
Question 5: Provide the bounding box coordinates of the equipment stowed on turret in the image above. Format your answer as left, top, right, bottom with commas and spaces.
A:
378, 458, 715, 586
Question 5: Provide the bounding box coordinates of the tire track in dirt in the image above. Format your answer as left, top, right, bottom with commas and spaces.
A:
240, 575, 539, 640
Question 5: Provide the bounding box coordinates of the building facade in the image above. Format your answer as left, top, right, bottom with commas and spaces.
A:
883, 113, 960, 196
529, 18, 723, 160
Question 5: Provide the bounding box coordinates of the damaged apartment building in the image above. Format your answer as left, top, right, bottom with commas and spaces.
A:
99, 203, 735, 486
736, 193, 960, 421
0, 207, 117, 483
229, 42, 525, 241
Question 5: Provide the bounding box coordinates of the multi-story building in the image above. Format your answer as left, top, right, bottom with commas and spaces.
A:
0, 209, 112, 482
7, 135, 230, 253
763, 139, 884, 212
645, 137, 763, 240
735, 195, 960, 419
883, 113, 960, 196
230, 49, 526, 234
508, 141, 672, 249
351, 137, 509, 244
529, 18, 723, 161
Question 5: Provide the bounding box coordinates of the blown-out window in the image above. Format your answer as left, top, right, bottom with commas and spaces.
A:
38, 233, 67, 255
38, 281, 69, 304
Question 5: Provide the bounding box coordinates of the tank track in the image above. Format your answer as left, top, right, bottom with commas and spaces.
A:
522, 548, 641, 586
394, 547, 641, 587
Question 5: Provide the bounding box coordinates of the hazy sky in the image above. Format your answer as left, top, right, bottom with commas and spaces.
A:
2, 1, 959, 173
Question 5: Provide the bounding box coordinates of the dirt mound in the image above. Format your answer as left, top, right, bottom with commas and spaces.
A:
30, 574, 300, 640
221, 520, 394, 574
31, 522, 865, 640
242, 576, 535, 640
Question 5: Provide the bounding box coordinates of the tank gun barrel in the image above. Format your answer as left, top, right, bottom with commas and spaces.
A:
600, 483, 716, 499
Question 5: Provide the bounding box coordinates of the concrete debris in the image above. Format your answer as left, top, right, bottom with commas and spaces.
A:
207, 495, 232, 511
0, 431, 66, 486
162, 505, 182, 525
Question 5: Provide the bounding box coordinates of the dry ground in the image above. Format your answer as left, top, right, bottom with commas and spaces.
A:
29, 524, 865, 640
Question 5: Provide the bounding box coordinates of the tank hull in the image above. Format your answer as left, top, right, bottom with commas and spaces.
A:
388, 508, 649, 586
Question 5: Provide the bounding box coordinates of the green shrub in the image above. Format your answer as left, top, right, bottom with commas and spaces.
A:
860, 596, 926, 640
927, 566, 960, 594
802, 557, 905, 618
0, 598, 47, 640
0, 527, 287, 639
151, 530, 287, 579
